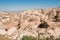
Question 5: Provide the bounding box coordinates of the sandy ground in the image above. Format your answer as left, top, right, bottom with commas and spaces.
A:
0, 35, 14, 40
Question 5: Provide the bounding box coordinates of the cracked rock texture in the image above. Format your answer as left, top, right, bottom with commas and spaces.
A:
0, 8, 60, 40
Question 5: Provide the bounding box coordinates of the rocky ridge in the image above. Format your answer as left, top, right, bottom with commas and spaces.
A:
0, 8, 60, 40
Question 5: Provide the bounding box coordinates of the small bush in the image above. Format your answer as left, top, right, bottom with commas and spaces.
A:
22, 36, 37, 40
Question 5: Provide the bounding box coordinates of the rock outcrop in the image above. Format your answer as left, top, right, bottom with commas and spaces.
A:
0, 8, 60, 40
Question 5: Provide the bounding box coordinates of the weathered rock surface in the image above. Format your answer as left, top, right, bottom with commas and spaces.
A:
0, 8, 60, 40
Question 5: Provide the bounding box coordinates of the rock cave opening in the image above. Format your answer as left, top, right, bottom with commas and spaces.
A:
38, 21, 49, 28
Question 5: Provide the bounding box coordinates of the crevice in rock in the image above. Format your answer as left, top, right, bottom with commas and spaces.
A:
5, 29, 8, 31
53, 12, 60, 22
38, 21, 49, 28
53, 15, 58, 22
17, 21, 21, 29
51, 28, 54, 30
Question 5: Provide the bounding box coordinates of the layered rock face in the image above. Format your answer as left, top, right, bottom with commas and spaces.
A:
0, 8, 60, 40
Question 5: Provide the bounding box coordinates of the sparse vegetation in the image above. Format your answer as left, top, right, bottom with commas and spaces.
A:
22, 36, 37, 40
22, 35, 56, 40
21, 32, 56, 40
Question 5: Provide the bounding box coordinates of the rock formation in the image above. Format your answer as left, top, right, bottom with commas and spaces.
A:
0, 8, 60, 40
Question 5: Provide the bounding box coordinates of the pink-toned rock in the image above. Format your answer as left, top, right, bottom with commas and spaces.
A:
0, 8, 60, 39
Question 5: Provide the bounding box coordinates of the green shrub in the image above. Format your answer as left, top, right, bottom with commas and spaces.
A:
22, 36, 37, 40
